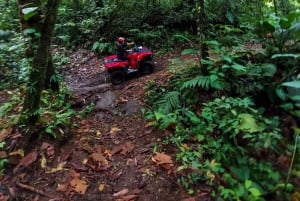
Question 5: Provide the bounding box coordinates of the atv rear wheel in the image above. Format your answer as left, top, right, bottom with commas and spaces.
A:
140, 61, 154, 75
110, 70, 126, 85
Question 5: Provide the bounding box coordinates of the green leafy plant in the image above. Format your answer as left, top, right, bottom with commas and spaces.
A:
0, 33, 27, 88
276, 77, 300, 118
256, 12, 300, 53
92, 37, 115, 54
0, 142, 8, 176
38, 88, 75, 137
146, 92, 286, 200
78, 103, 95, 117
0, 89, 23, 127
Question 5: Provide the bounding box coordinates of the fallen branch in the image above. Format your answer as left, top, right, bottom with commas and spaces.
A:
16, 179, 54, 198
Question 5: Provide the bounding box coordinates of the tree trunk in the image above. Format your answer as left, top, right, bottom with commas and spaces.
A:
273, 0, 278, 16
96, 0, 103, 7
279, 0, 290, 16
256, 0, 263, 20
18, 0, 60, 127
197, 0, 208, 75
73, 0, 80, 10
45, 53, 59, 91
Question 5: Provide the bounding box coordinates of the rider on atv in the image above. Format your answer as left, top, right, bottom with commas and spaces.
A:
117, 37, 134, 67
104, 37, 154, 85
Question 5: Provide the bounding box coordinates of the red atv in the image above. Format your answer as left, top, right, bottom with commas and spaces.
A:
104, 46, 154, 84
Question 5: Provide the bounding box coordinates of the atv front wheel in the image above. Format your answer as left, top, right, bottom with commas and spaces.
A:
140, 61, 154, 75
110, 70, 126, 85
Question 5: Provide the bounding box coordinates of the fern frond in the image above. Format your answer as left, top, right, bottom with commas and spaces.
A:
181, 75, 210, 90
156, 91, 181, 113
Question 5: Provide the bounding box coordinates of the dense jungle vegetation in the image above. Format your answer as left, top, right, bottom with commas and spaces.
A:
1, 0, 300, 200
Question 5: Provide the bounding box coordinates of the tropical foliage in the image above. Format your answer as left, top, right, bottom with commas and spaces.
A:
1, 0, 300, 200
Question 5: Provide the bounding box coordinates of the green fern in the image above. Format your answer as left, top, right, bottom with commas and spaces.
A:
156, 91, 181, 113
181, 74, 229, 91
181, 75, 210, 90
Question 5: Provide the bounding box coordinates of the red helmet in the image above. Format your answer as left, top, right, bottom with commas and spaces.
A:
117, 37, 125, 44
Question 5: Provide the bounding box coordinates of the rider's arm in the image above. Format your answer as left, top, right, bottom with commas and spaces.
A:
127, 41, 134, 46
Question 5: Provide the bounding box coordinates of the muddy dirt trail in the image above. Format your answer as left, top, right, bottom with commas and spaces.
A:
1, 50, 208, 201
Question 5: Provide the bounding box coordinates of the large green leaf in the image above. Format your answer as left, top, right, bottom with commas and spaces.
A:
230, 165, 250, 181
282, 80, 300, 88
174, 34, 192, 42
279, 12, 300, 29
21, 7, 39, 21
181, 48, 198, 55
223, 56, 233, 64
272, 53, 300, 59
225, 11, 234, 24
92, 41, 100, 50
261, 63, 277, 77
238, 113, 264, 133
276, 87, 287, 101
204, 40, 220, 46
231, 63, 246, 72
255, 21, 275, 37
21, 7, 38, 15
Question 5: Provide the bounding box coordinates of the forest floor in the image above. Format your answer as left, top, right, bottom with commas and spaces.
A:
0, 49, 209, 201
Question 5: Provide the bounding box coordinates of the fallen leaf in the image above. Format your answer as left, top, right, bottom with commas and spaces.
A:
33, 194, 39, 201
119, 96, 128, 103
82, 145, 94, 154
110, 127, 121, 134
13, 152, 37, 173
129, 188, 142, 195
161, 163, 172, 170
0, 195, 9, 201
40, 154, 47, 169
121, 194, 138, 201
113, 188, 129, 197
120, 142, 134, 155
182, 197, 196, 201
292, 191, 299, 201
126, 158, 137, 166
82, 158, 88, 165
151, 152, 172, 165
46, 162, 67, 173
104, 148, 111, 157
0, 127, 13, 141
41, 142, 51, 150
71, 170, 81, 179
9, 149, 24, 157
98, 184, 105, 192
90, 153, 107, 164
277, 155, 289, 168
111, 145, 123, 155
0, 151, 7, 158
96, 130, 101, 136
56, 184, 68, 192
70, 178, 89, 195
95, 145, 106, 154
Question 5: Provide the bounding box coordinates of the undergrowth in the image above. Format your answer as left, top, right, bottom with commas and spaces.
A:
0, 85, 94, 138
144, 16, 300, 199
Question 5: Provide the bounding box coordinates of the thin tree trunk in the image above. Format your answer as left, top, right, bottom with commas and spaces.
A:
45, 53, 59, 91
273, 0, 278, 16
256, 0, 263, 20
18, 0, 60, 127
198, 0, 208, 75
73, 0, 79, 10
96, 0, 103, 7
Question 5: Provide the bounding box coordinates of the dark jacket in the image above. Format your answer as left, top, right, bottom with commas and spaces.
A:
117, 44, 128, 60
